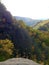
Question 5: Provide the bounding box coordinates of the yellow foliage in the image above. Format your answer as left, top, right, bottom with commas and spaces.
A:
0, 39, 14, 55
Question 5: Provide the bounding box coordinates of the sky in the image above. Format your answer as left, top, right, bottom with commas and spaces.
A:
1, 0, 49, 20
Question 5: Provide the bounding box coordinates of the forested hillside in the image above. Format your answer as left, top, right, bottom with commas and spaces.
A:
33, 20, 49, 30
34, 19, 49, 31
0, 3, 49, 65
39, 22, 49, 31
0, 2, 32, 61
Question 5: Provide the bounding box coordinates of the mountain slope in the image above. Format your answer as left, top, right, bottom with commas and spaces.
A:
39, 22, 49, 31
33, 20, 49, 30
14, 16, 40, 26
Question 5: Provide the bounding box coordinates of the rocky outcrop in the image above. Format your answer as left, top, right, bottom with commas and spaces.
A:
0, 58, 40, 65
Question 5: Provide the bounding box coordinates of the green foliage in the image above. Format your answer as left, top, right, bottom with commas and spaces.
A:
0, 3, 49, 65
27, 27, 49, 64
0, 39, 14, 61
18, 20, 26, 28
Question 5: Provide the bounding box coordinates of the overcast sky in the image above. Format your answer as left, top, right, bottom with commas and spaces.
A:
2, 0, 49, 20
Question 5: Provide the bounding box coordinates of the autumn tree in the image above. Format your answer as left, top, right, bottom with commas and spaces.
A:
0, 39, 14, 61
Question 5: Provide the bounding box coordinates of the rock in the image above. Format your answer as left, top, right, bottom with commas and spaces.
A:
0, 58, 40, 65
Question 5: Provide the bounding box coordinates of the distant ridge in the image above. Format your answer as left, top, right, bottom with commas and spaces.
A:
14, 16, 40, 26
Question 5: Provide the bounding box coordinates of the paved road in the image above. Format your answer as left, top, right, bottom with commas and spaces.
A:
0, 58, 40, 65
